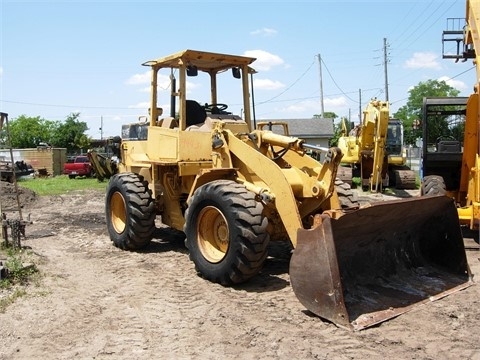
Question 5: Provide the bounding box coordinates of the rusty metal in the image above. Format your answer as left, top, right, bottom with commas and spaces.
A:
290, 195, 473, 331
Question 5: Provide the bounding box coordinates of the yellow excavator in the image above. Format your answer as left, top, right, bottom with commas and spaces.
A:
337, 99, 416, 192
88, 49, 471, 330
422, 0, 480, 232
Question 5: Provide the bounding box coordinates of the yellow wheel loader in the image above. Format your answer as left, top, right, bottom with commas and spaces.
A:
89, 49, 472, 330
337, 99, 416, 192
421, 0, 480, 233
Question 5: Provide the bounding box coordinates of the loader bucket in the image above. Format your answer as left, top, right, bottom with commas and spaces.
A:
289, 196, 473, 331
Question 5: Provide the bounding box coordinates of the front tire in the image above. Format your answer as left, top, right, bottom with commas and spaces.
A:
421, 175, 446, 196
184, 180, 269, 285
105, 172, 155, 250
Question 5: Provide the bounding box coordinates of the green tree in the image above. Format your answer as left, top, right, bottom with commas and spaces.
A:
1, 113, 91, 153
329, 116, 349, 147
2, 115, 56, 148
50, 113, 91, 153
393, 79, 460, 145
314, 111, 338, 119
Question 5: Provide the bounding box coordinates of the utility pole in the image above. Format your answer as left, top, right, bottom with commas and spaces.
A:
317, 54, 325, 118
99, 116, 103, 140
383, 37, 390, 102
358, 88, 362, 123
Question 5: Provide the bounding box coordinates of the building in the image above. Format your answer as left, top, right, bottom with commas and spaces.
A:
257, 117, 334, 160
0, 147, 67, 176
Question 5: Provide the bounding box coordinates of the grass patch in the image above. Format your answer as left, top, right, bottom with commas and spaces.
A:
0, 245, 41, 312
18, 175, 107, 196
0, 246, 38, 287
352, 177, 361, 188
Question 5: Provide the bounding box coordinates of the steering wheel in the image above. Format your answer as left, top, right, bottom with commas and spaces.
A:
204, 103, 228, 113
436, 135, 456, 142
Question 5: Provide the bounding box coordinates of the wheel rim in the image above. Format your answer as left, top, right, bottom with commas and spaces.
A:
197, 206, 229, 263
110, 191, 127, 234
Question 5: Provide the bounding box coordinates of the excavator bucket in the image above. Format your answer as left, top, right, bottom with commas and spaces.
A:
290, 196, 473, 331
87, 150, 117, 181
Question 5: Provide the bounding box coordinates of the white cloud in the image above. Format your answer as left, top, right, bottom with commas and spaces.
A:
267, 97, 348, 118
404, 52, 441, 70
284, 101, 314, 113
283, 99, 322, 114
126, 71, 150, 85
437, 76, 468, 91
0, 66, 3, 78
253, 78, 285, 90
250, 28, 278, 37
127, 73, 175, 96
286, 97, 347, 115
325, 96, 348, 107
244, 50, 284, 71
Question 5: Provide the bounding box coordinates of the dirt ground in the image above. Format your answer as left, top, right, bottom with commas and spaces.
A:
0, 182, 479, 360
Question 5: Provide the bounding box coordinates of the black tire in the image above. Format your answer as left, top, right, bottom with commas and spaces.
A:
421, 175, 447, 196
335, 178, 359, 208
68, 175, 76, 179
184, 180, 269, 285
105, 172, 156, 250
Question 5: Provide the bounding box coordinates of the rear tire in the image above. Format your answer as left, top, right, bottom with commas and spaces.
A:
421, 175, 446, 196
105, 172, 155, 250
184, 180, 269, 285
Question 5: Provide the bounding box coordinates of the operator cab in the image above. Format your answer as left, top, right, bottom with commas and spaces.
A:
142, 49, 256, 132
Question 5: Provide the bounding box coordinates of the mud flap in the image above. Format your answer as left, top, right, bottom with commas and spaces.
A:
289, 196, 473, 331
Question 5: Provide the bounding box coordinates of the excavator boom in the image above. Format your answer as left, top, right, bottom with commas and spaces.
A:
337, 100, 416, 191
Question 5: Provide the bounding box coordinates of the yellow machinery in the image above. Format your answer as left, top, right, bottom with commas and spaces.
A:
89, 49, 472, 330
424, 0, 480, 231
337, 99, 416, 192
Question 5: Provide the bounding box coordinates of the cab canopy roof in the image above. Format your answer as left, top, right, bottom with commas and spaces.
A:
142, 49, 256, 73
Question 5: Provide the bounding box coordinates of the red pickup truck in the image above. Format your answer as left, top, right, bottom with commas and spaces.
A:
63, 155, 94, 179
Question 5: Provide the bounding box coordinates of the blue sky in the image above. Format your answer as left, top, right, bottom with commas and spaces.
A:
0, 0, 476, 138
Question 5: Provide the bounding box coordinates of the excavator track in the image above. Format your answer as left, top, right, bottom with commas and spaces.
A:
391, 168, 417, 189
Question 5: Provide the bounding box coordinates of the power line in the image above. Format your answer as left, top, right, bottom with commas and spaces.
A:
446, 65, 475, 80
0, 99, 133, 110
255, 58, 316, 105
389, 66, 475, 106
320, 57, 358, 103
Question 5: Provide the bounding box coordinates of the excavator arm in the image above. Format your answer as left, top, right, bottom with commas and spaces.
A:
361, 100, 389, 192
337, 99, 413, 192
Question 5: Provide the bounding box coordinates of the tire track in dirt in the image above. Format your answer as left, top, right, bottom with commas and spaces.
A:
358, 289, 480, 360
1, 191, 480, 359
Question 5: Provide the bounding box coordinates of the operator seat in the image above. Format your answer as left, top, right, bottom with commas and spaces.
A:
185, 100, 207, 127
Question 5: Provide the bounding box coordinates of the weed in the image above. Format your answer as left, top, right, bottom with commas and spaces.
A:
0, 246, 37, 287
352, 177, 361, 188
